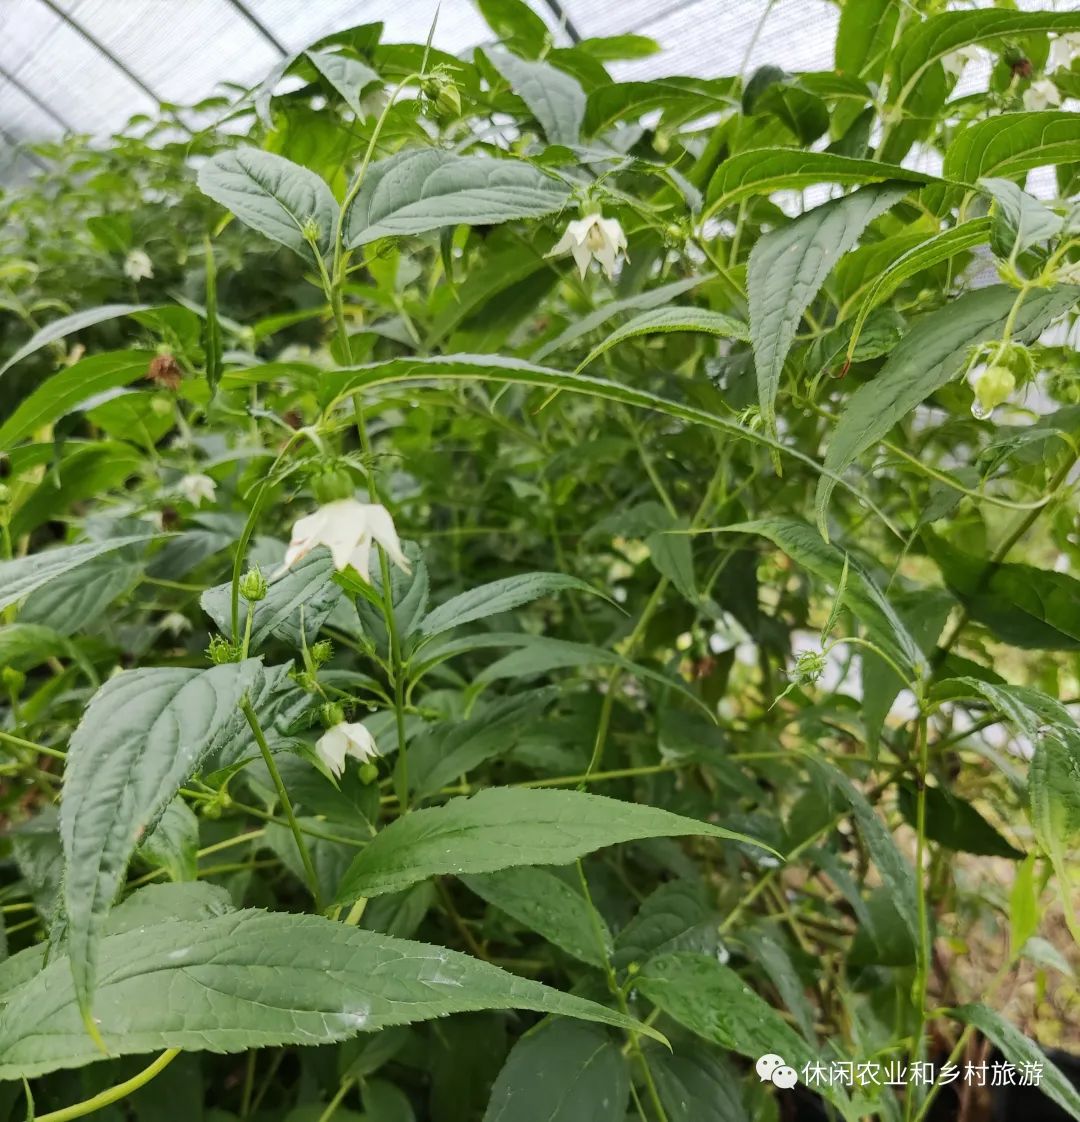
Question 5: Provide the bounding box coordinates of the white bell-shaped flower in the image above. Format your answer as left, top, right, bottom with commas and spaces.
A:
548, 213, 628, 280
1050, 33, 1080, 71
179, 472, 216, 506
284, 499, 410, 580
1023, 78, 1061, 110
315, 721, 379, 779
124, 249, 154, 281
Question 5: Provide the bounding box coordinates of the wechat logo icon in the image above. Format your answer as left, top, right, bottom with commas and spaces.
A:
756, 1054, 799, 1090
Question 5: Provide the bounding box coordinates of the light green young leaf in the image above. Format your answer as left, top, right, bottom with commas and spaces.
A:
418, 572, 603, 640
705, 149, 930, 215
637, 953, 857, 1119
486, 48, 586, 146
0, 535, 159, 614
747, 182, 912, 434
0, 351, 151, 450
978, 177, 1063, 259
0, 909, 660, 1080
343, 150, 570, 247
60, 660, 262, 1017
816, 285, 1080, 535
197, 148, 338, 261
334, 787, 773, 902
462, 866, 612, 968
952, 1005, 1080, 1121
483, 1021, 629, 1122
576, 306, 748, 372
0, 305, 150, 378
306, 48, 380, 118
944, 111, 1080, 184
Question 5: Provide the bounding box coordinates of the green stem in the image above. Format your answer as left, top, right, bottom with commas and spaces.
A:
906, 710, 931, 1122
380, 547, 410, 810
576, 861, 670, 1122
0, 728, 67, 760
241, 698, 322, 909
36, 1049, 180, 1122
317, 1076, 357, 1122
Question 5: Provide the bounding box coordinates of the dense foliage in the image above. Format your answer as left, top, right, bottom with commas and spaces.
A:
2, 2, 1080, 1120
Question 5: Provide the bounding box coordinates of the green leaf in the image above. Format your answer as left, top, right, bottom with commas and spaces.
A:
892, 10, 1080, 113
138, 799, 201, 882
0, 623, 83, 674
0, 304, 150, 378
835, 0, 901, 85
0, 351, 151, 450
0, 535, 158, 614
409, 690, 556, 800
201, 548, 341, 650
747, 182, 912, 435
0, 909, 661, 1079
952, 1005, 1080, 1121
334, 788, 772, 902
419, 572, 602, 640
343, 150, 570, 247
306, 48, 380, 118
486, 49, 585, 147
473, 635, 713, 717
718, 518, 921, 673
651, 1046, 749, 1122
197, 148, 338, 262
476, 0, 550, 53
533, 276, 704, 361
897, 782, 1022, 859
483, 1021, 629, 1122
1010, 855, 1041, 958
944, 111, 1080, 183
613, 879, 722, 971
577, 306, 747, 372
925, 533, 1080, 651
318, 355, 898, 535
843, 219, 991, 362
463, 866, 610, 968
705, 150, 930, 215
816, 285, 1080, 534
584, 78, 737, 135
979, 177, 1064, 259
637, 953, 854, 1117
60, 660, 262, 1016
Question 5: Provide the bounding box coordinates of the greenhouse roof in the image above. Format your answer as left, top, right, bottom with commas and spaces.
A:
0, 0, 1067, 180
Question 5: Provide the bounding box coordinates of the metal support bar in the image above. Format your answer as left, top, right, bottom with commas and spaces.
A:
224, 0, 289, 57
540, 0, 581, 43
36, 0, 164, 106
0, 127, 49, 171
0, 62, 76, 132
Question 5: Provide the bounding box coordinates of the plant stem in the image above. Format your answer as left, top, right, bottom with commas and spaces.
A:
36, 1049, 180, 1122
240, 697, 321, 909
906, 710, 931, 1122
317, 1076, 357, 1122
575, 861, 670, 1122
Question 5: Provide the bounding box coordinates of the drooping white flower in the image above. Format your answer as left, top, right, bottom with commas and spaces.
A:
284, 499, 410, 580
160, 611, 191, 637
179, 472, 217, 505
548, 214, 628, 280
124, 249, 154, 281
1023, 77, 1062, 111
1050, 33, 1080, 72
315, 721, 379, 779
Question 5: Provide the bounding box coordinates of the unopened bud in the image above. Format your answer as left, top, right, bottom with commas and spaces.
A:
319, 701, 346, 729
239, 565, 268, 603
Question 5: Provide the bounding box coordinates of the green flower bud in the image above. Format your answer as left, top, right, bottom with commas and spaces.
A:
300, 216, 321, 245
239, 565, 268, 603
319, 701, 346, 729
2, 666, 26, 695
358, 761, 379, 785
793, 649, 827, 687
207, 635, 241, 664
311, 639, 334, 667
972, 364, 1016, 418
310, 463, 356, 504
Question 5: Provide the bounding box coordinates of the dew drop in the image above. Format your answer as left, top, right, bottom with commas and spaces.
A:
971, 400, 992, 420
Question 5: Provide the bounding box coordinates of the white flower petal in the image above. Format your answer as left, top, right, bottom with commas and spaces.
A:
364, 503, 411, 573
315, 726, 349, 778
